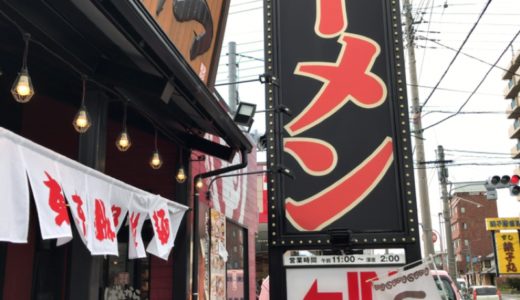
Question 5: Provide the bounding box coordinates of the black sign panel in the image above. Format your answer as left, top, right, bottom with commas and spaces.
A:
265, 0, 420, 248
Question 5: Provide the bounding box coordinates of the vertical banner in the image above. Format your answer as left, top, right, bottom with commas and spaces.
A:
265, 0, 419, 245
22, 147, 72, 240
87, 175, 118, 256
0, 140, 30, 243
59, 164, 89, 246
128, 193, 149, 259
109, 184, 131, 233
495, 231, 520, 275
147, 196, 174, 260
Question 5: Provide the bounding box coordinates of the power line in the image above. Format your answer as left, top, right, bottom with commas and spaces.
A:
416, 36, 520, 76
421, 28, 520, 132
444, 149, 512, 156
229, 6, 262, 15
419, 0, 493, 110
408, 83, 502, 96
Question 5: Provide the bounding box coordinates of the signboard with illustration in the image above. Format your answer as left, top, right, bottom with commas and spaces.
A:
141, 0, 230, 84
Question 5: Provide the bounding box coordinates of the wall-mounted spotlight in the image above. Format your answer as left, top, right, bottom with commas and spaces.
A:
73, 77, 92, 133
12, 33, 35, 103
233, 101, 256, 132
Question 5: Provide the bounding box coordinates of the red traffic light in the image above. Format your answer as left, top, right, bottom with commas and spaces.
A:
511, 175, 520, 185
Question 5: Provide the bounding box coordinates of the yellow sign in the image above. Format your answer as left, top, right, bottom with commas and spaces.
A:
486, 217, 520, 231
495, 232, 520, 275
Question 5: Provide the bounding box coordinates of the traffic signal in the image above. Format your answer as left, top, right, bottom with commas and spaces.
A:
484, 175, 520, 199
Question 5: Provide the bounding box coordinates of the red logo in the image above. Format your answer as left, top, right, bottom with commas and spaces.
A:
111, 205, 122, 228
130, 212, 140, 248
153, 209, 170, 245
43, 171, 70, 226
94, 199, 115, 241
71, 194, 86, 236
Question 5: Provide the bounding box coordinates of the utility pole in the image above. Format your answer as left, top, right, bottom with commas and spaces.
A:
437, 145, 457, 279
403, 0, 435, 257
228, 41, 238, 113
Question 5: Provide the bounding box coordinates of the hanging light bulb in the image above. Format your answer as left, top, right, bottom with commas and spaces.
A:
11, 33, 35, 103
149, 150, 163, 169
149, 128, 163, 169
195, 177, 204, 190
116, 103, 132, 151
116, 130, 132, 151
176, 166, 186, 183
73, 78, 91, 133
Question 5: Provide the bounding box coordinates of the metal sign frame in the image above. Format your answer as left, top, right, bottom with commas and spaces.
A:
264, 0, 421, 298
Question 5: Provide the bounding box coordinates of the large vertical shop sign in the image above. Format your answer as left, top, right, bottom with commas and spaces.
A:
265, 0, 420, 246
494, 232, 520, 275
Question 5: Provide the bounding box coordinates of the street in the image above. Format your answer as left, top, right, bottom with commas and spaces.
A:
503, 294, 520, 300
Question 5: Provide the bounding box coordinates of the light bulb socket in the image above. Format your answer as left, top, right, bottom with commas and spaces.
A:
73, 105, 91, 133
11, 68, 35, 103
116, 129, 132, 151
150, 150, 163, 169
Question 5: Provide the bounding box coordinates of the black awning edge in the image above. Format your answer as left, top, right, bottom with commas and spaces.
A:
94, 0, 253, 155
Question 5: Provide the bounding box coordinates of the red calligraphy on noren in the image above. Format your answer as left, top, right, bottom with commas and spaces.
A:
286, 33, 387, 136
111, 205, 122, 228
315, 0, 347, 38
94, 199, 115, 241
43, 171, 70, 226
153, 209, 170, 245
285, 138, 394, 231
130, 212, 140, 248
71, 194, 86, 237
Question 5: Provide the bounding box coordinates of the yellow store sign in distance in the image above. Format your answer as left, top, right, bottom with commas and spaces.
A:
485, 217, 520, 231
495, 232, 520, 275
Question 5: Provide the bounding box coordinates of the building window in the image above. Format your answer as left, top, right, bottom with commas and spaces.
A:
464, 239, 469, 246
451, 224, 457, 233
460, 207, 465, 214
463, 223, 468, 230
454, 239, 460, 250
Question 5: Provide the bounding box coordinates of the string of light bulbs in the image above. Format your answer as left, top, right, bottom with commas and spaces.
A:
6, 29, 185, 173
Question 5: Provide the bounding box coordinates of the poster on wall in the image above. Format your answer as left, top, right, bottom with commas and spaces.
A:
265, 0, 420, 247
210, 209, 227, 300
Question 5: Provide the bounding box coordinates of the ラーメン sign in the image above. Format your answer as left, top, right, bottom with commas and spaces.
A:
265, 0, 420, 246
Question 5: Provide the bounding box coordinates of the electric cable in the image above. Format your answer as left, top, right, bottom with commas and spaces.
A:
419, 0, 493, 110
421, 28, 520, 132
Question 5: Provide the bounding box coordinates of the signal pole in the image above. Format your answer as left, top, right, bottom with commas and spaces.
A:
228, 41, 238, 113
403, 0, 435, 257
437, 145, 457, 279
